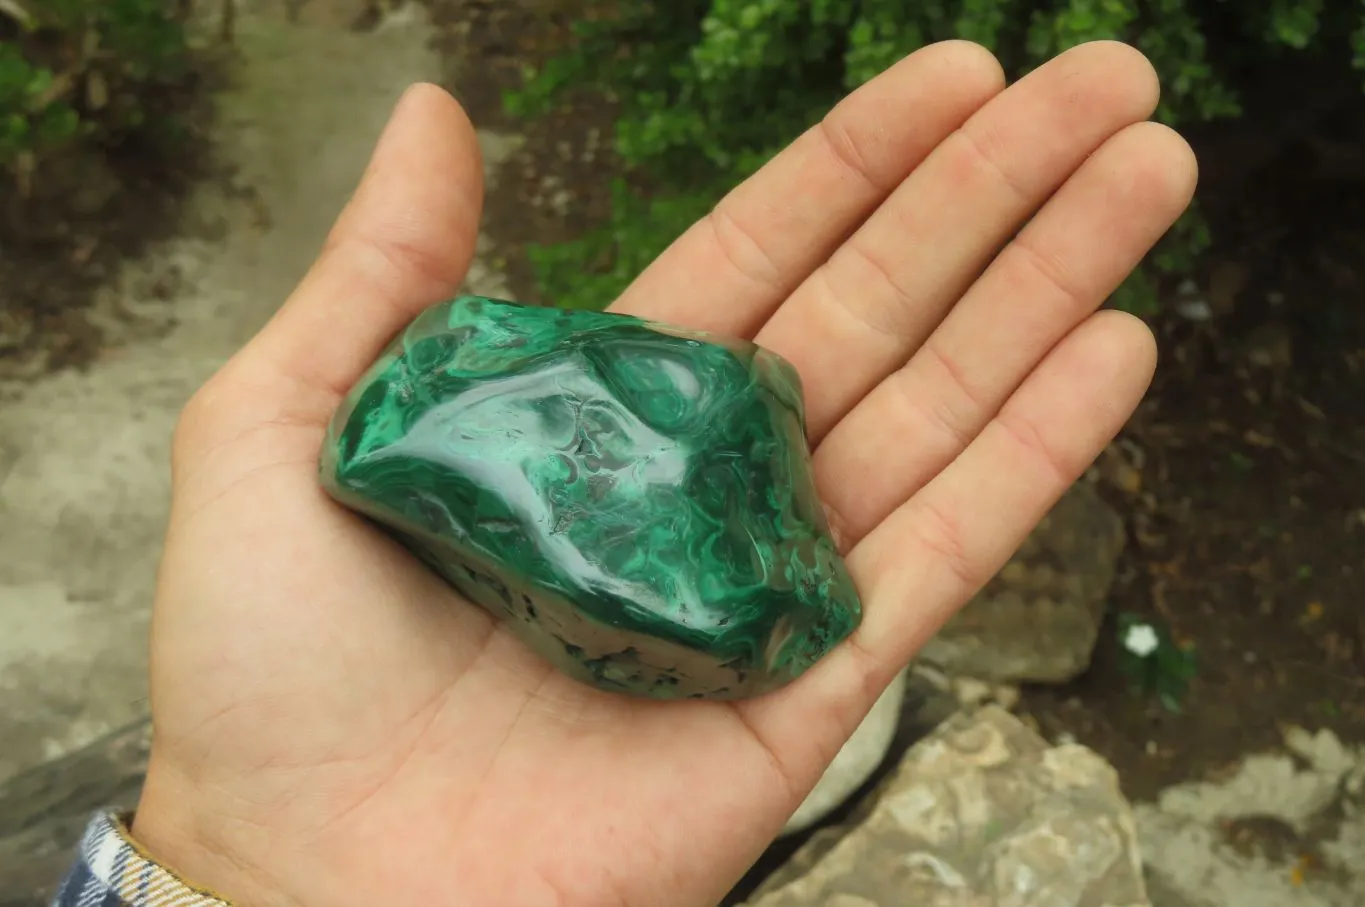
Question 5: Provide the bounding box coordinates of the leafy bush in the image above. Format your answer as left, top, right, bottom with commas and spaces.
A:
509, 0, 1365, 313
0, 0, 196, 190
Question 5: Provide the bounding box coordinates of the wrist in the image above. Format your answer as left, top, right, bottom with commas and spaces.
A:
130, 762, 293, 907
60, 812, 233, 907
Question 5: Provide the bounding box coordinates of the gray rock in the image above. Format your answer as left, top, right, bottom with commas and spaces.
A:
0, 719, 150, 907
744, 706, 1150, 907
918, 481, 1125, 683
1135, 726, 1365, 907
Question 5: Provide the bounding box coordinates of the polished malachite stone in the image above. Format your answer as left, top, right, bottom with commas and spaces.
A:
319, 295, 861, 699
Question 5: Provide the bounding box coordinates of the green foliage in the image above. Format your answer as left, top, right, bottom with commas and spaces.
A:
508, 0, 1365, 313
0, 44, 80, 166
0, 0, 194, 181
1115, 611, 1197, 712
527, 177, 720, 310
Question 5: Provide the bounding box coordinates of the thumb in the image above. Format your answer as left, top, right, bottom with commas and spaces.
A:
178, 82, 486, 467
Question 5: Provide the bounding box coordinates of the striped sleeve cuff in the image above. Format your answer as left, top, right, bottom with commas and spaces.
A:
50, 813, 232, 907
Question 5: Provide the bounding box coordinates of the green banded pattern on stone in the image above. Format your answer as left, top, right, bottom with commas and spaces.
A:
319, 295, 861, 699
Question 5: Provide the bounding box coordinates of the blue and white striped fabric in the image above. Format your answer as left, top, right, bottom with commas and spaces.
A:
50, 813, 230, 907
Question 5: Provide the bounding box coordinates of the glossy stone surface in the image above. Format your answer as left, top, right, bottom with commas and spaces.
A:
319, 295, 860, 699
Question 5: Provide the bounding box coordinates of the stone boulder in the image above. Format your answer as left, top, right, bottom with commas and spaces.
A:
918, 481, 1125, 683
1135, 726, 1365, 907
744, 706, 1150, 907
0, 719, 150, 906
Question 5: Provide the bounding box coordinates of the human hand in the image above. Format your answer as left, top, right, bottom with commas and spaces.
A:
131, 40, 1195, 907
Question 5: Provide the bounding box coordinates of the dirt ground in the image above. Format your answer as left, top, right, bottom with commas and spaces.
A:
418, 0, 1365, 812
1026, 81, 1365, 802
0, 19, 223, 384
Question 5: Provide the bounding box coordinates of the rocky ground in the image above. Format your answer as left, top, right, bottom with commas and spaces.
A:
2, 1, 1364, 905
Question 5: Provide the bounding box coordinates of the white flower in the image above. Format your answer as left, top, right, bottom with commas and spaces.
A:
1123, 623, 1160, 658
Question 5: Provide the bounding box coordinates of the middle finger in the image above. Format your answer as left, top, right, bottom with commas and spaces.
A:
752, 41, 1159, 441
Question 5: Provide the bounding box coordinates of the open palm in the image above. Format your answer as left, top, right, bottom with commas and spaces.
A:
131, 40, 1195, 907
